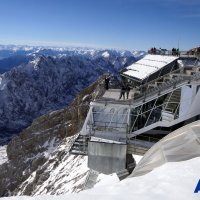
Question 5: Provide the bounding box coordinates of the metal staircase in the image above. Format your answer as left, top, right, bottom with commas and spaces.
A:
164, 89, 181, 112
134, 70, 200, 105
69, 134, 90, 155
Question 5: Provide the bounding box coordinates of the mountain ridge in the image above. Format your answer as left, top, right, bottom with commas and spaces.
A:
0, 49, 145, 142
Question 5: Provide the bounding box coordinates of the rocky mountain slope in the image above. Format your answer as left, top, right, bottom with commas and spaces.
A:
0, 49, 142, 139
0, 55, 31, 74
0, 76, 104, 197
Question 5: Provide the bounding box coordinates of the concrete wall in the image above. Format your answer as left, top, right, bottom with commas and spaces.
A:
88, 142, 127, 174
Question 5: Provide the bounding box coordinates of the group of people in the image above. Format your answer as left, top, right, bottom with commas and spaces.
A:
119, 84, 131, 100
172, 48, 180, 56
104, 75, 131, 100
149, 47, 157, 55
148, 47, 180, 56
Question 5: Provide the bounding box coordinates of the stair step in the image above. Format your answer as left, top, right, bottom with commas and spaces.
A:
73, 142, 87, 146
69, 134, 89, 156
71, 146, 87, 151
70, 150, 88, 155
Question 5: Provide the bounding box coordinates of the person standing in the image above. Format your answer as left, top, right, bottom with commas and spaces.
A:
104, 76, 110, 90
172, 48, 175, 55
119, 85, 126, 100
126, 85, 131, 99
153, 47, 156, 54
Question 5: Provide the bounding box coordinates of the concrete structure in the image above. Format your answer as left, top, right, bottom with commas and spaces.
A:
88, 141, 127, 174
70, 53, 200, 177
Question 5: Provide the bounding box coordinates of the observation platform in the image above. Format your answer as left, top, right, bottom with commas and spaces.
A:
102, 88, 135, 100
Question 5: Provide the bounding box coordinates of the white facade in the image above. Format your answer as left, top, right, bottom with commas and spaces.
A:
81, 102, 131, 140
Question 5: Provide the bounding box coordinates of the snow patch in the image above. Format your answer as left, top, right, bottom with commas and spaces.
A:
124, 54, 178, 80
1, 157, 200, 200
102, 51, 110, 58
0, 145, 7, 165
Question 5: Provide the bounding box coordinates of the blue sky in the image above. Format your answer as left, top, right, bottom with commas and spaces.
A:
0, 0, 199, 50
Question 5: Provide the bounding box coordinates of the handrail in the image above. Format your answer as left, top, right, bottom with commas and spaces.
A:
134, 134, 160, 143
148, 50, 199, 57
92, 121, 128, 126
135, 57, 199, 94
134, 72, 200, 103
139, 63, 180, 90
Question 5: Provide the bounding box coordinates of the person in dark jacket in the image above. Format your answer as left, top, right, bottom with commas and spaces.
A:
153, 47, 156, 54
104, 76, 110, 90
119, 85, 126, 100
172, 48, 176, 56
126, 85, 131, 99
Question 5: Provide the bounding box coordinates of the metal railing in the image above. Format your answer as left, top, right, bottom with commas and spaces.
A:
148, 50, 199, 57
132, 134, 160, 143
87, 121, 129, 134
128, 134, 160, 150
134, 71, 200, 103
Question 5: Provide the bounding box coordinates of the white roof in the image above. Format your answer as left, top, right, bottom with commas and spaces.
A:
123, 54, 178, 80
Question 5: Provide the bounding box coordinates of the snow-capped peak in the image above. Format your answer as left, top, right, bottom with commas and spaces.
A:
102, 51, 110, 58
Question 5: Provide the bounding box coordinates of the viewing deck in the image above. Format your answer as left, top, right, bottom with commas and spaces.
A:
95, 54, 200, 107
102, 89, 135, 100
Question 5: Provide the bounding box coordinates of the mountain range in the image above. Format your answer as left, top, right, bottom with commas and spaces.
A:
0, 45, 146, 142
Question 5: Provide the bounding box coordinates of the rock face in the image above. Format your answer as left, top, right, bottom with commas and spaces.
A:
0, 76, 104, 197
0, 55, 31, 74
0, 51, 139, 138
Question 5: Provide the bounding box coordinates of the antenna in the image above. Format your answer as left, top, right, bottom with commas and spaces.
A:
177, 34, 180, 49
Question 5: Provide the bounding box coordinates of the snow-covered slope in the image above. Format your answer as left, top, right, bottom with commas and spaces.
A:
14, 135, 89, 195
1, 157, 199, 200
